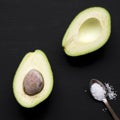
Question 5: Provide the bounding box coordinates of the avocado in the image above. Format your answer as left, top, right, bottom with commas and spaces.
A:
62, 7, 111, 56
13, 50, 53, 108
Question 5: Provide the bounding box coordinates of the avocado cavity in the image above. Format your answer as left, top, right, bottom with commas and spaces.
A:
78, 18, 102, 43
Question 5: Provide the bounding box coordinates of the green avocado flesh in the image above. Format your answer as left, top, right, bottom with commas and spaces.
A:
13, 50, 53, 108
62, 7, 111, 56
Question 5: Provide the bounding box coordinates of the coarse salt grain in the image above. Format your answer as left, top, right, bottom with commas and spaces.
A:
105, 83, 117, 100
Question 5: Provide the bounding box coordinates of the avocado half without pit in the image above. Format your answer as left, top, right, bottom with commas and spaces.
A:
13, 50, 53, 108
62, 7, 111, 56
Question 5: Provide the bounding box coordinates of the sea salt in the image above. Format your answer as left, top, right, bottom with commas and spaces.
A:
90, 83, 106, 101
84, 89, 87, 93
105, 83, 117, 100
90, 82, 117, 101
102, 107, 107, 112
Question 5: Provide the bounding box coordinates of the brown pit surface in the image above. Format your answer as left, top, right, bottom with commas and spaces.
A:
23, 69, 44, 96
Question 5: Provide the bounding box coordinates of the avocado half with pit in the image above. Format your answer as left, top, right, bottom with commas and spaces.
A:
13, 50, 53, 108
62, 7, 111, 56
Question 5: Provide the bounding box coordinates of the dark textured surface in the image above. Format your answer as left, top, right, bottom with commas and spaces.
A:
0, 0, 120, 120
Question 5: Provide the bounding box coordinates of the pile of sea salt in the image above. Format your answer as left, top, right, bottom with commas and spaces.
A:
105, 83, 117, 100
90, 83, 106, 101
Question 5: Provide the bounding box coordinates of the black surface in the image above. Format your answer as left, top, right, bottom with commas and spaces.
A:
0, 0, 120, 120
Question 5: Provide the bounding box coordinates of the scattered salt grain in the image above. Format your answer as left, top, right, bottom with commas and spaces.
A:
102, 107, 107, 112
84, 89, 87, 92
105, 83, 117, 100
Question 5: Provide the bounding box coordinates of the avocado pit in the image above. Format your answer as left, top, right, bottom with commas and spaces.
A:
23, 69, 44, 96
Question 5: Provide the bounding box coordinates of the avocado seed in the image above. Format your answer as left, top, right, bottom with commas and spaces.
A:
23, 69, 44, 96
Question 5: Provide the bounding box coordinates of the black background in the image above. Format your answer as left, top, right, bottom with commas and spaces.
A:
0, 0, 120, 120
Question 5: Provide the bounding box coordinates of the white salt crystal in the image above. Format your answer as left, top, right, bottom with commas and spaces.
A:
84, 89, 87, 92
102, 107, 107, 112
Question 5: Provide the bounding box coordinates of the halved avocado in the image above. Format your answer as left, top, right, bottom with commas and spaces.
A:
13, 50, 53, 108
62, 7, 111, 56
